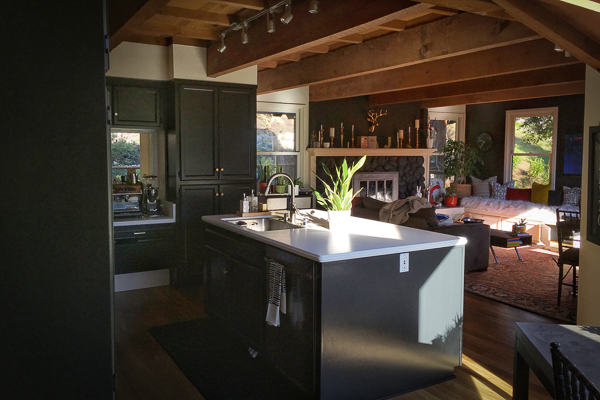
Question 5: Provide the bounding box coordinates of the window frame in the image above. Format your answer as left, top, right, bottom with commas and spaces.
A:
110, 127, 159, 178
504, 107, 558, 189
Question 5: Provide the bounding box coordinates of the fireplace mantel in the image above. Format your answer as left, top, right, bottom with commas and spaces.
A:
307, 148, 437, 189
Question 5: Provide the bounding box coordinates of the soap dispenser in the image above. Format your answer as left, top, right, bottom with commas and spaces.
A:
250, 189, 258, 212
240, 193, 250, 214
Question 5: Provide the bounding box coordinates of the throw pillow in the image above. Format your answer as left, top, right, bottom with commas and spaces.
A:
531, 182, 551, 205
491, 181, 514, 200
562, 186, 581, 205
506, 188, 532, 202
470, 176, 497, 198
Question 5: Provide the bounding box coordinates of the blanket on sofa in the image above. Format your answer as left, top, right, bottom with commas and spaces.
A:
460, 196, 579, 224
379, 196, 431, 225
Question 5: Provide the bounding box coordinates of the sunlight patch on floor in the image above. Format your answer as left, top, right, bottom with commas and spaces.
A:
461, 354, 513, 399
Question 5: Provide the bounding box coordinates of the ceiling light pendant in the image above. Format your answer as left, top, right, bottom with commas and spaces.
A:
241, 23, 249, 44
217, 34, 226, 53
267, 10, 276, 33
281, 0, 293, 25
309, 0, 319, 14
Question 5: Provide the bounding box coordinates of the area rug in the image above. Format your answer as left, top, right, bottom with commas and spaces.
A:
464, 245, 577, 323
149, 318, 310, 400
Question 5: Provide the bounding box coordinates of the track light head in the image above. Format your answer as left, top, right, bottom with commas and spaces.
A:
267, 10, 276, 33
281, 1, 293, 25
217, 35, 226, 53
241, 24, 249, 44
309, 0, 319, 13
554, 44, 564, 52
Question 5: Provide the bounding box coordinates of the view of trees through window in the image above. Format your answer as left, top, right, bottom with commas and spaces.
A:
511, 116, 553, 188
257, 112, 298, 182
111, 132, 140, 179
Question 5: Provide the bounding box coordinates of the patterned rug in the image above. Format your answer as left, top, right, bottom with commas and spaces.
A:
464, 244, 578, 323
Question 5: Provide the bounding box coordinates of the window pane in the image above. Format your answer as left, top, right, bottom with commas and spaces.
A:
111, 132, 141, 180
512, 155, 550, 188
429, 119, 457, 181
257, 155, 298, 181
514, 116, 553, 154
257, 113, 295, 152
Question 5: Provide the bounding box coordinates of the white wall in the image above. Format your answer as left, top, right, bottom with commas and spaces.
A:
577, 66, 600, 325
107, 42, 257, 85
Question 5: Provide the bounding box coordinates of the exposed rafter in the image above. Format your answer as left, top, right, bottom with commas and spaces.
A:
491, 0, 600, 70
309, 39, 580, 102
109, 0, 171, 51
208, 0, 265, 11
258, 13, 540, 94
207, 0, 436, 77
157, 6, 232, 27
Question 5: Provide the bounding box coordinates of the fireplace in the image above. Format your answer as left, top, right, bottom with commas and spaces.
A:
352, 172, 399, 201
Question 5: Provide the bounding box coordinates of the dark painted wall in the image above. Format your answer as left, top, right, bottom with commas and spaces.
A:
310, 97, 423, 148
466, 94, 584, 189
2, 2, 113, 398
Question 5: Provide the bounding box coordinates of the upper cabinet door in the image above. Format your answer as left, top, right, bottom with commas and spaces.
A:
179, 86, 218, 181
218, 87, 256, 180
113, 85, 161, 127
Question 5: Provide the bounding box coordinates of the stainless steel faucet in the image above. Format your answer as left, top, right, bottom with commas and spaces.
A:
265, 172, 297, 222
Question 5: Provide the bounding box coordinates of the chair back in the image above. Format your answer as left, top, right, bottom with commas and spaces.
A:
556, 210, 581, 256
551, 342, 600, 400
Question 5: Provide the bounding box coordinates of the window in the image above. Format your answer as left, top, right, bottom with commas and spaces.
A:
111, 128, 157, 181
504, 107, 558, 189
257, 112, 299, 181
427, 112, 464, 183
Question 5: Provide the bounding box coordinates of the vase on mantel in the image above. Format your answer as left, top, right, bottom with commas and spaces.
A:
328, 210, 351, 231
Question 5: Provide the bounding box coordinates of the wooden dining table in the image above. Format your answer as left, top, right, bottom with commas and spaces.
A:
513, 322, 600, 399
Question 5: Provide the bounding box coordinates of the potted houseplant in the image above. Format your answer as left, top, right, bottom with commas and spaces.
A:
439, 139, 482, 199
288, 177, 303, 196
274, 166, 287, 194
311, 156, 366, 230
512, 218, 527, 235
443, 184, 458, 207
259, 165, 271, 194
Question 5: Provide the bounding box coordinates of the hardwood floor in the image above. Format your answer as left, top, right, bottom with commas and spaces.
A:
114, 285, 558, 400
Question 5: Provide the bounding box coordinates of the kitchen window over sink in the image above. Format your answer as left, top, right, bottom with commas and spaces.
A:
257, 112, 299, 182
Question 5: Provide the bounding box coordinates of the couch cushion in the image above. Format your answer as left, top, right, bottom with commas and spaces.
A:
471, 176, 497, 197
531, 183, 551, 205
362, 196, 388, 210
506, 187, 532, 202
562, 186, 581, 205
410, 207, 438, 227
491, 181, 514, 200
402, 216, 429, 229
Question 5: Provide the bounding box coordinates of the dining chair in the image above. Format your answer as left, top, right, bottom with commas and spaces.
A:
554, 210, 581, 306
551, 342, 600, 400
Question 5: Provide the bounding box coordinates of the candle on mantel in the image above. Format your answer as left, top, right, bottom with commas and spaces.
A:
330, 127, 335, 137
341, 122, 343, 128
399, 129, 404, 139
415, 119, 420, 129
352, 125, 354, 133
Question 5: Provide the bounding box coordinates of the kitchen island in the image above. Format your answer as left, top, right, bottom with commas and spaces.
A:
202, 210, 466, 400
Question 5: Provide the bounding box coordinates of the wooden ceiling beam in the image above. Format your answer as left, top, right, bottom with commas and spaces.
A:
157, 6, 232, 26
207, 0, 435, 77
179, 27, 221, 41
109, 0, 171, 51
207, 0, 265, 11
336, 34, 364, 44
378, 20, 407, 31
258, 12, 539, 94
309, 39, 580, 102
258, 61, 279, 69
491, 0, 600, 70
420, 81, 585, 108
369, 63, 586, 106
304, 44, 329, 54
278, 54, 302, 61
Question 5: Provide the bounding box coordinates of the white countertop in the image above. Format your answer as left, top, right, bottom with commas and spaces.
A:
202, 209, 466, 263
114, 201, 176, 227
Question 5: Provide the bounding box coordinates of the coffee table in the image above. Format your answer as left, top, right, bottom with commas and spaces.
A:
489, 229, 532, 263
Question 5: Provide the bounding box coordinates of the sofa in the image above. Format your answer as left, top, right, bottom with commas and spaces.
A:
352, 197, 490, 272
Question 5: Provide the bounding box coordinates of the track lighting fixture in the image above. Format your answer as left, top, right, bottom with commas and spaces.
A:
554, 44, 564, 52
217, 34, 226, 53
241, 23, 249, 44
281, 0, 293, 24
309, 0, 319, 14
267, 10, 276, 33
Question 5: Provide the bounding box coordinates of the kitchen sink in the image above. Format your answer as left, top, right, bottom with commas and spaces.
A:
226, 217, 303, 232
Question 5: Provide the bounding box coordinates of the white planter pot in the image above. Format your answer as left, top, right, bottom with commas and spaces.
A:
328, 210, 351, 231
286, 185, 300, 196
426, 138, 435, 149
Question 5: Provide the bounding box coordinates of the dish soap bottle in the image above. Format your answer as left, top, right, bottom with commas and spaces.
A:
240, 193, 250, 215
250, 189, 258, 212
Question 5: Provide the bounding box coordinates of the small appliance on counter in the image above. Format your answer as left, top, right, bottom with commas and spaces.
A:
142, 175, 160, 216
113, 183, 143, 218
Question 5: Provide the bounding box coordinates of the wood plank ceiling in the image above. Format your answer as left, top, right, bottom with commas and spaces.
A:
108, 0, 600, 107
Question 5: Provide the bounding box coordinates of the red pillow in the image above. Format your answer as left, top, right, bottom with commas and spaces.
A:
506, 188, 532, 202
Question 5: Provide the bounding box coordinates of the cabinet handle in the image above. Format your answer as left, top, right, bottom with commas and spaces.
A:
133, 231, 146, 235
114, 112, 118, 116
223, 268, 228, 275
221, 193, 224, 196
215, 193, 220, 197
215, 168, 219, 172
220, 168, 224, 171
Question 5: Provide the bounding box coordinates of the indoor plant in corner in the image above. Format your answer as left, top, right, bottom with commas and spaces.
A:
311, 156, 366, 230
439, 139, 482, 199
443, 184, 458, 207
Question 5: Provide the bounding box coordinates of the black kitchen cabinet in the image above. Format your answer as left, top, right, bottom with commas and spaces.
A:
114, 224, 175, 275
205, 226, 266, 351
107, 78, 163, 127
219, 182, 254, 214
177, 82, 256, 182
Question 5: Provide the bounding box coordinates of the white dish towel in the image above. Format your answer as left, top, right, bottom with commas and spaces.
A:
266, 260, 286, 327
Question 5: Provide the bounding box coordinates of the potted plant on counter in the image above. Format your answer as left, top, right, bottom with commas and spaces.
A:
443, 184, 458, 207
274, 166, 287, 194
311, 156, 366, 230
259, 165, 271, 194
439, 139, 482, 199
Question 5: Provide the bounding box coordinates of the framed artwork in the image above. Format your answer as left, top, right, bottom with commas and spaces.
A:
563, 133, 583, 175
588, 126, 600, 246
